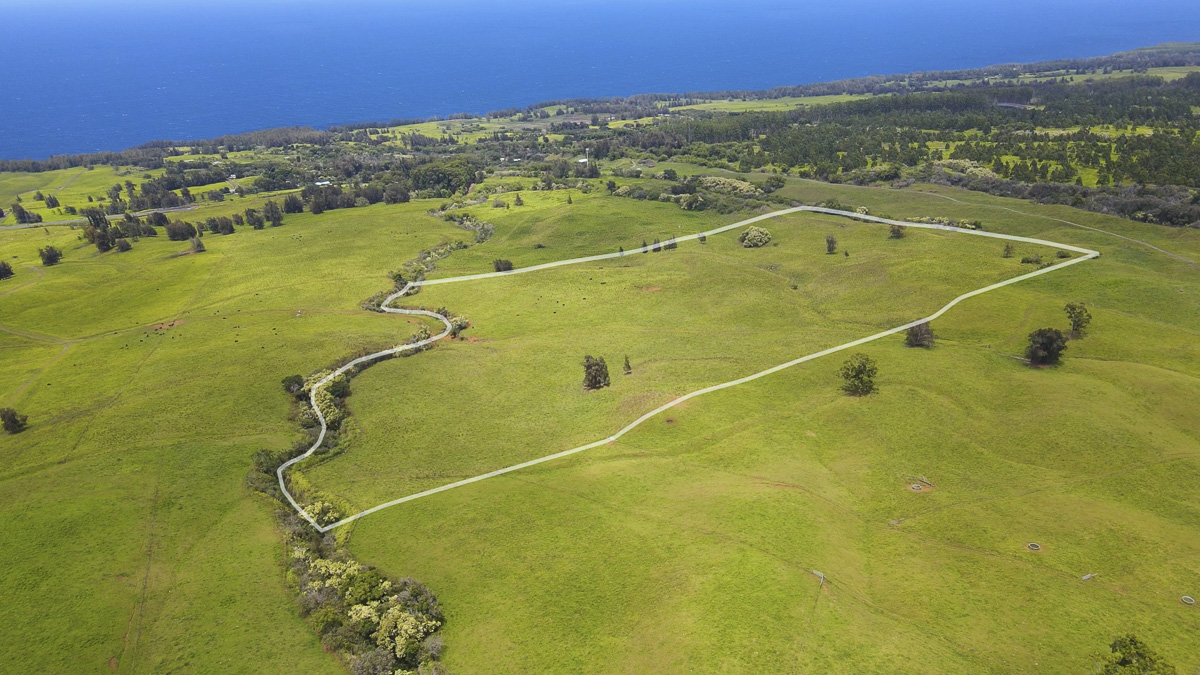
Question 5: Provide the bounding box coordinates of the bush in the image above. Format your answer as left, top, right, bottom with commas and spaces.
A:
839, 353, 878, 396
282, 374, 305, 396
1025, 327, 1067, 364
493, 259, 514, 272
0, 261, 13, 280
189, 237, 206, 253
38, 246, 63, 266
114, 238, 132, 252
825, 235, 838, 254
1003, 243, 1015, 258
582, 355, 610, 390
905, 322, 934, 348
889, 224, 906, 239
1056, 250, 1071, 259
1, 407, 28, 434
738, 226, 772, 248
1020, 254, 1043, 265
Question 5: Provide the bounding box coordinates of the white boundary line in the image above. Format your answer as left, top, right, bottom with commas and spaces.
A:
278, 206, 1099, 531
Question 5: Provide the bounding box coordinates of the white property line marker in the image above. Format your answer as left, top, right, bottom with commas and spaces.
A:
278, 206, 1099, 531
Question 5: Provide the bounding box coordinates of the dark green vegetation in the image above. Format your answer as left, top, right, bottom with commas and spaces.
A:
2, 43, 1199, 674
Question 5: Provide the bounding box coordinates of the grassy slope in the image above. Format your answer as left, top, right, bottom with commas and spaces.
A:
305, 194, 1063, 507
0, 203, 464, 673
339, 178, 1200, 673
1, 169, 1198, 672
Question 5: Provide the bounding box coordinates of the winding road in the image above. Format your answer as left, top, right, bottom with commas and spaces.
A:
278, 206, 1100, 532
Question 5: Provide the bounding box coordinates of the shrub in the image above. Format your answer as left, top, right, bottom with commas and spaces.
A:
1020, 254, 1043, 265
493, 259, 514, 272
738, 226, 772, 248
839, 353, 878, 396
189, 237, 206, 253
114, 238, 132, 252
825, 235, 838, 254
1, 407, 28, 434
1003, 242, 1015, 258
1064, 302, 1092, 338
38, 246, 62, 266
513, 193, 524, 206
582, 355, 610, 390
889, 224, 906, 239
1025, 327, 1067, 364
0, 261, 13, 280
623, 355, 632, 375
282, 374, 305, 397
1056, 250, 1071, 259
905, 322, 934, 348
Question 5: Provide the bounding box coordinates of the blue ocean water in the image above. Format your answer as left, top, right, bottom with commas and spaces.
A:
3, 0, 1198, 160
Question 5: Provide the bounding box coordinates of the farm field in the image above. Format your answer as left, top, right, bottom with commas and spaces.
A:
331, 180, 1200, 672
1, 167, 1198, 673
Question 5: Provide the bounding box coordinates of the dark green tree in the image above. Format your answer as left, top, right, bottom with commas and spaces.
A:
38, 246, 62, 266
1026, 328, 1067, 364
606, 180, 617, 194
513, 193, 524, 206
826, 234, 838, 254
114, 238, 132, 252
283, 193, 305, 214
623, 355, 632, 375
493, 259, 514, 272
582, 355, 611, 390
839, 353, 878, 396
263, 200, 284, 226
1, 407, 28, 434
281, 375, 304, 397
1099, 634, 1176, 674
0, 261, 13, 280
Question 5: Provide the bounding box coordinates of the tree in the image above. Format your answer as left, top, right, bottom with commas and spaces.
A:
606, 180, 617, 194
582, 355, 610, 390
889, 224, 906, 239
114, 238, 132, 252
566, 194, 573, 204
244, 208, 265, 229
0, 261, 13, 280
493, 259, 514, 272
1003, 242, 1015, 258
38, 246, 62, 266
283, 193, 305, 214
513, 193, 524, 206
165, 221, 196, 241
826, 234, 838, 254
651, 237, 661, 252
281, 375, 304, 396
1026, 327, 1067, 365
623, 355, 632, 375
1099, 634, 1176, 674
189, 236, 206, 253
1, 407, 28, 434
263, 200, 284, 226
44, 194, 60, 208
839, 353, 878, 396
1064, 302, 1092, 338
739, 226, 772, 248
905, 322, 934, 348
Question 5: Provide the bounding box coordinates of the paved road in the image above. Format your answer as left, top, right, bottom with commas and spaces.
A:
279, 206, 1100, 532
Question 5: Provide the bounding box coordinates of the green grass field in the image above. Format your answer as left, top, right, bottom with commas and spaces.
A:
2, 168, 1199, 672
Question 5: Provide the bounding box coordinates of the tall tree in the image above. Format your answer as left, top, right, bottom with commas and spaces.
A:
582, 355, 611, 390
1064, 302, 1092, 338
